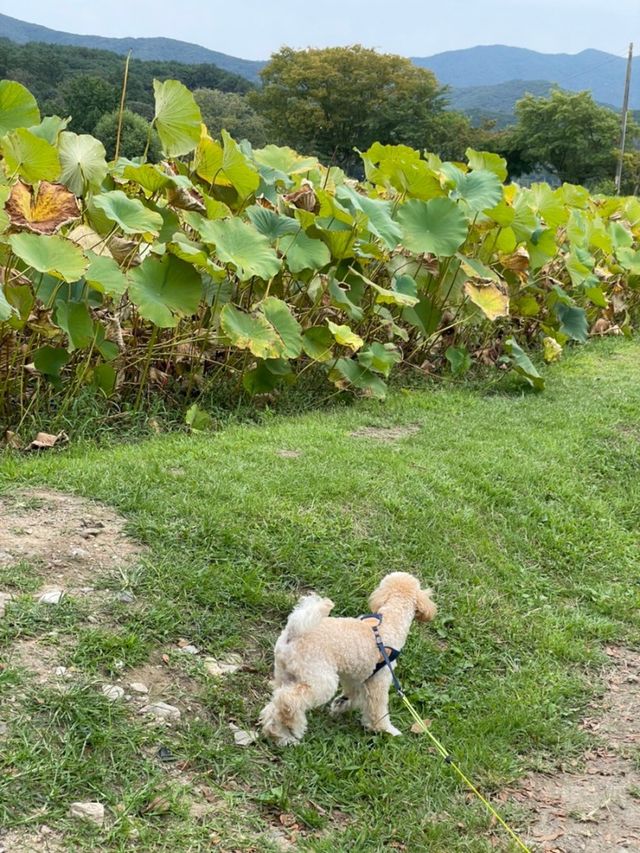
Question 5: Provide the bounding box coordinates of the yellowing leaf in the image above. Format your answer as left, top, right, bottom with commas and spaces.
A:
327, 321, 364, 352
5, 181, 80, 234
464, 282, 509, 321
543, 336, 563, 363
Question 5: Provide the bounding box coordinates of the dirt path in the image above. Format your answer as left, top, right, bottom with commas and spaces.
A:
519, 647, 640, 852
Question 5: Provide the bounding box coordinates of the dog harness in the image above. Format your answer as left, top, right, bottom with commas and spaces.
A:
360, 613, 401, 685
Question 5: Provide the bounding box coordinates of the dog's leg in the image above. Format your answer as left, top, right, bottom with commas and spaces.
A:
329, 677, 358, 716
361, 670, 401, 736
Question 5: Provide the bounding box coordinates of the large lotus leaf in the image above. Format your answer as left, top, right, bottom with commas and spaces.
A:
464, 282, 509, 321
261, 296, 303, 358
253, 145, 319, 175
1, 128, 61, 182
195, 131, 260, 200
449, 168, 503, 215
504, 338, 544, 391
246, 206, 299, 241
617, 247, 640, 274
121, 163, 172, 194
283, 230, 331, 273
54, 301, 95, 351
153, 79, 202, 157
398, 197, 468, 257
10, 233, 88, 282
0, 80, 40, 136
302, 325, 334, 362
128, 255, 202, 328
85, 252, 128, 297
555, 303, 588, 342
361, 143, 443, 200
328, 357, 387, 399
369, 277, 418, 307
562, 184, 590, 209
220, 303, 281, 359
198, 217, 281, 281
526, 183, 568, 229
528, 228, 558, 271
445, 345, 472, 376
465, 148, 508, 182
28, 116, 69, 145
5, 181, 80, 234
402, 294, 441, 336
58, 132, 108, 196
33, 345, 70, 377
0, 284, 16, 321
327, 321, 363, 352
336, 185, 402, 249
93, 190, 163, 235
610, 222, 633, 251
328, 277, 364, 323
357, 342, 401, 377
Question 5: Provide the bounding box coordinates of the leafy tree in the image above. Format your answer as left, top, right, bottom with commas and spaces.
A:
253, 46, 454, 173
509, 90, 622, 185
194, 89, 268, 147
61, 75, 119, 134
94, 109, 161, 161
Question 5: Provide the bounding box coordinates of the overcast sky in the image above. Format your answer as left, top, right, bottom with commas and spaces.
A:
1, 0, 637, 59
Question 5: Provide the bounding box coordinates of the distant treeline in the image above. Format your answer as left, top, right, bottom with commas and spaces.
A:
0, 38, 252, 119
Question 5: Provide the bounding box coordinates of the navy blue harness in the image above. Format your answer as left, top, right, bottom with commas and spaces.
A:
360, 612, 402, 689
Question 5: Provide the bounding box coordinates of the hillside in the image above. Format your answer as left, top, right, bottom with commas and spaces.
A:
447, 79, 554, 127
0, 11, 265, 82
413, 45, 639, 110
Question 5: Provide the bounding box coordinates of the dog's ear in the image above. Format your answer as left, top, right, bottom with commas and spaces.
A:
368, 579, 389, 613
416, 588, 437, 622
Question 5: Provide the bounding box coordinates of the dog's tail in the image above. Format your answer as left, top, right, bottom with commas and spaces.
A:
283, 593, 334, 640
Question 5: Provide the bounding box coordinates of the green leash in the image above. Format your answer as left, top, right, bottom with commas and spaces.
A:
370, 630, 532, 852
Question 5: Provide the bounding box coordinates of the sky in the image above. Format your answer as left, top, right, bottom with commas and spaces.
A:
1, 0, 637, 60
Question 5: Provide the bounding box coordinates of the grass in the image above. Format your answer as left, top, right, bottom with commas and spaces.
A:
0, 339, 639, 851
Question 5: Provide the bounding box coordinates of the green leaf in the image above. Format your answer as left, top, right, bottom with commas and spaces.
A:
195, 131, 260, 199
357, 342, 402, 377
0, 80, 40, 136
93, 190, 163, 236
10, 233, 88, 282
327, 321, 364, 352
328, 278, 364, 323
121, 163, 172, 194
1, 128, 60, 182
402, 294, 441, 336
246, 206, 299, 241
398, 198, 468, 257
504, 338, 544, 390
0, 284, 16, 321
336, 185, 402, 249
54, 301, 95, 351
283, 229, 331, 273
242, 361, 287, 395
302, 325, 334, 362
465, 148, 508, 182
554, 303, 588, 343
199, 217, 281, 281
185, 403, 213, 432
92, 363, 117, 395
85, 252, 128, 297
153, 79, 202, 157
33, 345, 70, 377
58, 132, 108, 196
449, 169, 503, 214
28, 116, 69, 145
445, 345, 471, 376
329, 357, 387, 399
220, 303, 281, 358
261, 297, 303, 358
128, 255, 202, 328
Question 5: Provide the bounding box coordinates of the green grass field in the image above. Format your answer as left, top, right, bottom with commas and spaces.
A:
1, 340, 639, 851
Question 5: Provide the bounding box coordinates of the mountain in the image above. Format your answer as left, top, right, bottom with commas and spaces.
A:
0, 12, 265, 82
447, 80, 555, 127
413, 45, 639, 110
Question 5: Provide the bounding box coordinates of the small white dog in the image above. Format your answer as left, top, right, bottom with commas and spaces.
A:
259, 572, 437, 745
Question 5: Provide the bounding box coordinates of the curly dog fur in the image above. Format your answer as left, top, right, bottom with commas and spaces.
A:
259, 572, 437, 745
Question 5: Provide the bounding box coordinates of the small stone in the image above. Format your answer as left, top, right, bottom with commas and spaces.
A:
0, 592, 13, 618
69, 548, 89, 560
69, 801, 105, 826
229, 723, 258, 746
116, 591, 135, 604
80, 528, 104, 539
102, 684, 125, 702
178, 644, 199, 655
114, 659, 125, 670
0, 721, 7, 735
37, 589, 64, 605
55, 666, 67, 677
203, 655, 242, 677
141, 702, 181, 721
129, 682, 149, 695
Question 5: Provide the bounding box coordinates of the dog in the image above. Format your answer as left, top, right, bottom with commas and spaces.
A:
259, 572, 437, 745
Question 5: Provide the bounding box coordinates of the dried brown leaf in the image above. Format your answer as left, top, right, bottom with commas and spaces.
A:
6, 181, 80, 234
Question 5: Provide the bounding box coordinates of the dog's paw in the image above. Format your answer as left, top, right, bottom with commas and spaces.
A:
386, 724, 402, 737
329, 694, 351, 716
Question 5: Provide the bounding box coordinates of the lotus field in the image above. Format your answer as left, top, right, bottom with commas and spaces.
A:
1, 77, 639, 421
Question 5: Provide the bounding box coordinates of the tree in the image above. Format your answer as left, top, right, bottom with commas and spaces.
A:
252, 46, 453, 173
93, 110, 161, 161
194, 89, 269, 147
509, 90, 622, 186
61, 75, 119, 135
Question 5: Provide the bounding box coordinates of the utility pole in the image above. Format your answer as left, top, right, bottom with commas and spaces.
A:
615, 42, 633, 195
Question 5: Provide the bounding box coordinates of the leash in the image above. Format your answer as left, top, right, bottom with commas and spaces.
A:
372, 630, 532, 853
